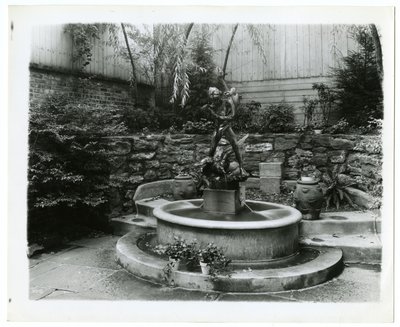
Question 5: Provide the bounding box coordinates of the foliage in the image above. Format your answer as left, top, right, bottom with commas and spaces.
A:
312, 83, 336, 126
321, 168, 358, 209
263, 102, 296, 132
327, 118, 350, 134
154, 23, 272, 109
332, 26, 383, 127
179, 28, 221, 123
301, 96, 319, 129
122, 107, 161, 132
28, 95, 127, 242
232, 101, 263, 133
356, 116, 383, 135
182, 119, 214, 134
198, 243, 231, 277
64, 24, 105, 69
162, 236, 197, 261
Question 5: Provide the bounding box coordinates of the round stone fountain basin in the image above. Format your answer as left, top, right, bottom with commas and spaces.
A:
153, 199, 302, 261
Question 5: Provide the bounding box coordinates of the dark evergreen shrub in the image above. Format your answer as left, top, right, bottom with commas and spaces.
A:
332, 26, 383, 127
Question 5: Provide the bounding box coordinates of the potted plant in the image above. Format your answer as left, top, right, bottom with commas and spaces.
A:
198, 243, 231, 277
156, 237, 198, 280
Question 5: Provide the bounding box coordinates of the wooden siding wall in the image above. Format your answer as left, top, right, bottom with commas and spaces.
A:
30, 25, 153, 85
210, 24, 356, 123
31, 24, 357, 122
211, 24, 356, 82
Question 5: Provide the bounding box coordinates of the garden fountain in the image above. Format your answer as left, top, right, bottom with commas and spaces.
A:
116, 80, 343, 293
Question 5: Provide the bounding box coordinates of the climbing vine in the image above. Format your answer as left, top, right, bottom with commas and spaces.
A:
64, 24, 106, 69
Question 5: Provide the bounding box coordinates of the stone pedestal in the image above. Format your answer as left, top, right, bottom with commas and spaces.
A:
203, 187, 245, 214
259, 162, 283, 194
260, 177, 281, 194
259, 162, 283, 177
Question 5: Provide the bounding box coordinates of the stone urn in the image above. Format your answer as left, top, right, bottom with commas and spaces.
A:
173, 174, 196, 200
294, 177, 324, 220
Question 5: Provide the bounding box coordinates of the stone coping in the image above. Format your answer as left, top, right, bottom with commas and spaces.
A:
116, 231, 344, 292
153, 199, 302, 230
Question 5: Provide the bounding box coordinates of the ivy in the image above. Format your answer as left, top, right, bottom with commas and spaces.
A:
64, 24, 105, 69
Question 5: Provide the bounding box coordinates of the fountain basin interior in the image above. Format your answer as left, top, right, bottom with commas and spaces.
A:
153, 199, 302, 261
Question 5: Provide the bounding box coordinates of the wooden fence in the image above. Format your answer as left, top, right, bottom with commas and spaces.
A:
30, 24, 153, 85
208, 24, 357, 122
30, 23, 358, 122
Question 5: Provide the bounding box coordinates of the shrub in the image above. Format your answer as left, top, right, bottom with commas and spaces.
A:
321, 168, 358, 209
179, 30, 220, 125
28, 95, 127, 245
198, 243, 231, 277
263, 102, 296, 132
122, 107, 160, 132
182, 118, 214, 134
312, 83, 336, 126
332, 26, 383, 127
301, 96, 319, 129
327, 118, 350, 134
232, 100, 262, 133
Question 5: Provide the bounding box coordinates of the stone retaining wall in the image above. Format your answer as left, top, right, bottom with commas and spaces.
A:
105, 133, 382, 217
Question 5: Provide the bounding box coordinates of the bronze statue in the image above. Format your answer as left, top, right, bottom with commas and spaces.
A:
201, 77, 246, 178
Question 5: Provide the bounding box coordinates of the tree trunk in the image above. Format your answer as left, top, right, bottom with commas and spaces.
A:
369, 24, 383, 81
121, 23, 138, 100
222, 24, 239, 78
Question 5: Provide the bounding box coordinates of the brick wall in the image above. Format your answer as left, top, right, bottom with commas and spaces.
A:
29, 65, 155, 110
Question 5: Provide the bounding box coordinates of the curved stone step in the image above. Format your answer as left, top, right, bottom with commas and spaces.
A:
299, 233, 382, 264
116, 231, 344, 293
300, 211, 381, 236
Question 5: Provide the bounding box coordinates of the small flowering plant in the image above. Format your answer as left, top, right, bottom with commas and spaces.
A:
198, 243, 231, 277
158, 236, 197, 262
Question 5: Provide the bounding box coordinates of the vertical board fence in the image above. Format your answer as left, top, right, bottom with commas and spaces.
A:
30, 24, 153, 85
208, 24, 356, 122
30, 24, 358, 123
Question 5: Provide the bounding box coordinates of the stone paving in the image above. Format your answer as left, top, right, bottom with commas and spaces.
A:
29, 233, 381, 302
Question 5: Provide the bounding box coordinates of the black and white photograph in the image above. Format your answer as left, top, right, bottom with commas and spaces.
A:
6, 3, 396, 324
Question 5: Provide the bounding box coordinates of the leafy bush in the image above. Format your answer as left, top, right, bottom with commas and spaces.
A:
312, 83, 336, 126
263, 102, 296, 132
179, 30, 220, 124
332, 26, 383, 127
232, 101, 259, 132
198, 243, 231, 277
321, 168, 358, 209
28, 95, 127, 244
122, 107, 161, 132
301, 96, 319, 128
327, 118, 350, 134
182, 118, 214, 134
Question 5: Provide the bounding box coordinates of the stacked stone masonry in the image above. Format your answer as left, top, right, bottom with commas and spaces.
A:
105, 133, 382, 216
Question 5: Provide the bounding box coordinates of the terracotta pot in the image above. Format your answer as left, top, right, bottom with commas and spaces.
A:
294, 178, 324, 220
199, 261, 210, 275
173, 174, 196, 200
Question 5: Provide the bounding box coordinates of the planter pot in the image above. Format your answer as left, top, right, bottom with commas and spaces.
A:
294, 178, 324, 220
314, 129, 323, 135
199, 261, 210, 275
173, 174, 196, 200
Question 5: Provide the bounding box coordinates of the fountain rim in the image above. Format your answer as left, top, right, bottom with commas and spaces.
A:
153, 199, 302, 230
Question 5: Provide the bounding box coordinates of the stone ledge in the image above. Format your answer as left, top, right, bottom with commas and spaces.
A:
116, 231, 344, 293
